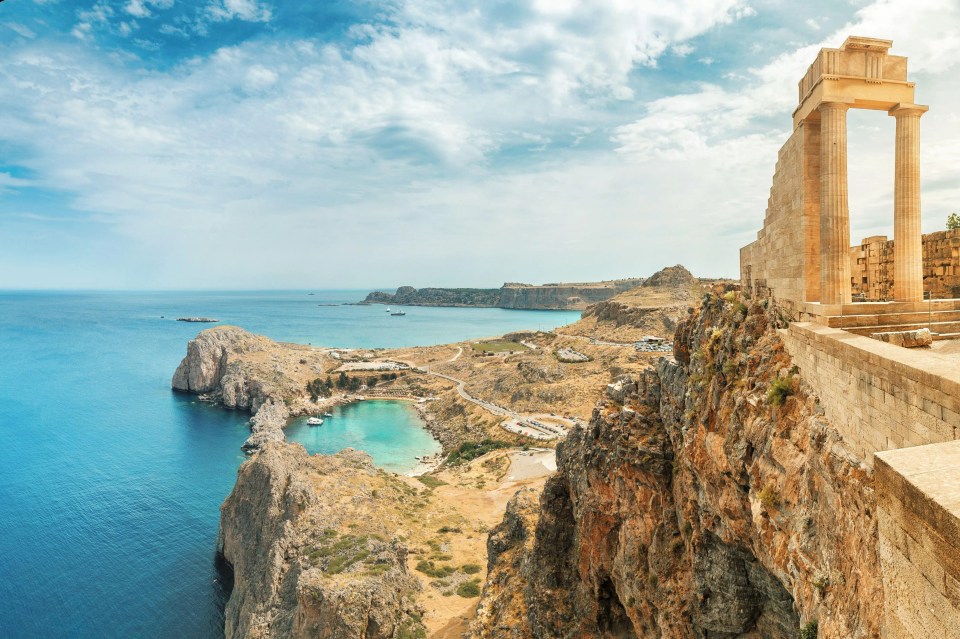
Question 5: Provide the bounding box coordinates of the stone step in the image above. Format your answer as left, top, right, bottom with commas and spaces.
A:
805, 298, 960, 319
826, 309, 960, 328
933, 332, 960, 341
844, 320, 960, 337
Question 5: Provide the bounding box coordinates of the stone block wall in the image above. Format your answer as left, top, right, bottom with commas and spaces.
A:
741, 122, 820, 302
850, 235, 893, 300
922, 229, 960, 298
784, 322, 960, 635
782, 322, 960, 465
847, 229, 960, 301
875, 442, 960, 637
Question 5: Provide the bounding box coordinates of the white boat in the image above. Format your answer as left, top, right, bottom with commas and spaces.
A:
386, 307, 391, 312
322, 412, 333, 418
391, 310, 406, 316
306, 417, 323, 426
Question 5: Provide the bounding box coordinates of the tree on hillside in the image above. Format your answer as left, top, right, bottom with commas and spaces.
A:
948, 212, 960, 230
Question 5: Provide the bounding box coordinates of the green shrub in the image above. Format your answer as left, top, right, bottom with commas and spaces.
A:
766, 376, 794, 406
447, 439, 511, 465
799, 620, 818, 639
415, 560, 456, 578
416, 475, 447, 489
456, 579, 482, 598
461, 563, 482, 574
757, 484, 781, 508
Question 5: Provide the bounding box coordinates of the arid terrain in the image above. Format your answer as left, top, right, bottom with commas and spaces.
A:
174, 266, 704, 637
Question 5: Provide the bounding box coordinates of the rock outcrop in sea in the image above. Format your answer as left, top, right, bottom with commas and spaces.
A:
218, 444, 426, 639
472, 289, 881, 637
172, 326, 298, 452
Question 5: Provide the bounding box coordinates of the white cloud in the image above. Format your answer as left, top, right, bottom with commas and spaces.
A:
7, 23, 37, 39
207, 0, 272, 23
125, 0, 151, 18
5, 0, 960, 288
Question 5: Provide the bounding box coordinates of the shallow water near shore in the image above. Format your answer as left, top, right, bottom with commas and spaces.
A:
286, 400, 442, 473
0, 291, 579, 639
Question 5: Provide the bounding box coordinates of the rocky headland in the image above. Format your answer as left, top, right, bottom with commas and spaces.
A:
219, 443, 426, 639
558, 265, 702, 343
361, 277, 645, 310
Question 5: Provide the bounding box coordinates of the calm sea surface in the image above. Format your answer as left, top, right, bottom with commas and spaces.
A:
0, 291, 579, 638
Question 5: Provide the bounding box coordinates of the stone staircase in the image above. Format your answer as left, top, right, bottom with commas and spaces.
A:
818, 300, 960, 340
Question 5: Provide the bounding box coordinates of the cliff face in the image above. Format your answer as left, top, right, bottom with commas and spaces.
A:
497, 281, 642, 310
474, 291, 882, 638
172, 326, 277, 410
219, 444, 426, 639
172, 326, 333, 452
361, 279, 644, 310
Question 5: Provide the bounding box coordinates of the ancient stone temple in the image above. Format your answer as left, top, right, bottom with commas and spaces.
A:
741, 36, 927, 305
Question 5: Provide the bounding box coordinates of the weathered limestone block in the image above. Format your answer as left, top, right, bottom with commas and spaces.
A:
871, 328, 932, 348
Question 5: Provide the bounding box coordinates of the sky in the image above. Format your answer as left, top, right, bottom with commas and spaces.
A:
1, 0, 959, 290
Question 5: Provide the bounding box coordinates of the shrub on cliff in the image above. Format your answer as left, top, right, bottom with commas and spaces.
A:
799, 620, 818, 639
766, 376, 794, 406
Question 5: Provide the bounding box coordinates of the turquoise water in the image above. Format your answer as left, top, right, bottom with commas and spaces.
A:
286, 401, 442, 474
0, 291, 579, 638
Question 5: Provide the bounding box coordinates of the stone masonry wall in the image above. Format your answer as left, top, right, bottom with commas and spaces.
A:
741, 122, 820, 302
848, 229, 960, 301
782, 322, 960, 465
784, 321, 960, 636
875, 441, 960, 638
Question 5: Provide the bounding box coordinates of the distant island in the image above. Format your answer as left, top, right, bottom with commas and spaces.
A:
177, 317, 220, 323
359, 266, 703, 311
360, 278, 647, 310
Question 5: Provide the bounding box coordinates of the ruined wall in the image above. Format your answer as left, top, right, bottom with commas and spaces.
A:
848, 229, 960, 301
783, 322, 960, 465
923, 230, 960, 298
850, 235, 892, 300
741, 122, 820, 302
875, 441, 960, 638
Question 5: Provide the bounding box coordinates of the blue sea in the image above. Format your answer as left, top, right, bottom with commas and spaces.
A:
0, 291, 579, 639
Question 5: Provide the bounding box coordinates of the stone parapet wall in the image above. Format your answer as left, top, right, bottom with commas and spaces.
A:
782, 322, 960, 465
784, 320, 960, 635
875, 442, 960, 637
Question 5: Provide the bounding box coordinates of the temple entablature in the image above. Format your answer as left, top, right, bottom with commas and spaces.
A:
793, 36, 918, 126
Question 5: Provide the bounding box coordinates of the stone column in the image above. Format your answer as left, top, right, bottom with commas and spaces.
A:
819, 101, 852, 305
890, 104, 928, 302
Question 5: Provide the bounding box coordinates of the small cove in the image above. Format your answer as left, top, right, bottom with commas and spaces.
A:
284, 400, 442, 474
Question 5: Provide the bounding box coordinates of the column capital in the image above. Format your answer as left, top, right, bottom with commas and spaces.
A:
817, 99, 854, 114
889, 103, 929, 118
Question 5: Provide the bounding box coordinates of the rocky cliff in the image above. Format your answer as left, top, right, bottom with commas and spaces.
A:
473, 289, 882, 638
562, 266, 701, 342
172, 326, 329, 452
218, 444, 426, 639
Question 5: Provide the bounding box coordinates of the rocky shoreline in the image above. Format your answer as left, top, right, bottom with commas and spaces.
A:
171, 325, 458, 460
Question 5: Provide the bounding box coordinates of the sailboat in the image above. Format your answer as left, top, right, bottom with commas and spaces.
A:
306, 416, 323, 426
